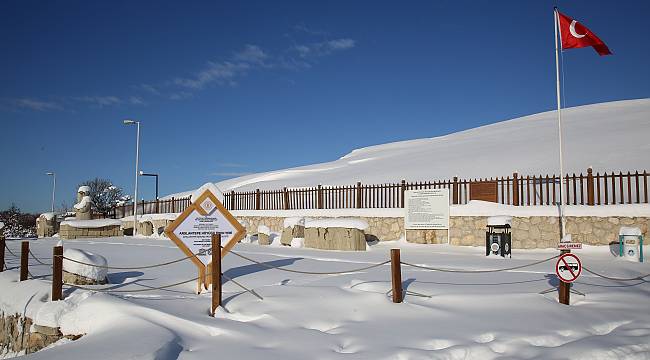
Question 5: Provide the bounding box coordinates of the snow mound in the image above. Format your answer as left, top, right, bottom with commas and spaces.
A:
284, 217, 305, 228
305, 218, 369, 230
63, 248, 108, 281
40, 212, 57, 221
61, 219, 122, 228
487, 215, 512, 227
257, 225, 271, 235
290, 238, 304, 248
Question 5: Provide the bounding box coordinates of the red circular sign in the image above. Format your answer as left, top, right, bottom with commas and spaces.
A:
555, 253, 582, 283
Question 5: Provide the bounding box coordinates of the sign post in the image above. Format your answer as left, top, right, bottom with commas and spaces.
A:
555, 253, 582, 305
165, 188, 246, 294
404, 189, 450, 243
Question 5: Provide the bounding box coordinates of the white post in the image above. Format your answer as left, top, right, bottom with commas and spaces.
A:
51, 173, 56, 213
554, 8, 566, 240
133, 122, 140, 236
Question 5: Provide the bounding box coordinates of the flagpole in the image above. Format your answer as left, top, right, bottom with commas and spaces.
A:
554, 7, 567, 240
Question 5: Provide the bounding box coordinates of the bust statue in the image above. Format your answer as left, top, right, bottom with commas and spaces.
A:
74, 186, 93, 220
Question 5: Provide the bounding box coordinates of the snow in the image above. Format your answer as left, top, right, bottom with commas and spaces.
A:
487, 215, 512, 227
166, 99, 650, 197
0, 222, 3, 230
1, 236, 649, 359
40, 212, 57, 221
73, 196, 92, 210
290, 238, 304, 248
305, 218, 369, 230
60, 219, 122, 228
190, 182, 224, 204
120, 213, 180, 222
257, 225, 271, 235
77, 186, 91, 193
283, 216, 305, 228
63, 248, 108, 282
619, 227, 642, 236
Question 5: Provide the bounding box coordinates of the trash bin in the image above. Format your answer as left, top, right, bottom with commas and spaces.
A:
619, 227, 644, 263
486, 215, 512, 258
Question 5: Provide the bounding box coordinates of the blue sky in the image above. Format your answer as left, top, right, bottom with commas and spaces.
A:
1, 0, 649, 213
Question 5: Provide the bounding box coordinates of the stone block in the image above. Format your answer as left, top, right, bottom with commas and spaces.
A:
304, 227, 366, 251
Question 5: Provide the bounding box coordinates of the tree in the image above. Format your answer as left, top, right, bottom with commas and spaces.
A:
77, 178, 129, 215
0, 203, 37, 238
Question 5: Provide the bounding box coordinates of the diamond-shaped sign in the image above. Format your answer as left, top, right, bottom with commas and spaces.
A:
165, 189, 246, 293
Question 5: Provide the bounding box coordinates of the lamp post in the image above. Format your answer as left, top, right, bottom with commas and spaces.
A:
123, 119, 140, 236
139, 171, 159, 200
46, 172, 56, 212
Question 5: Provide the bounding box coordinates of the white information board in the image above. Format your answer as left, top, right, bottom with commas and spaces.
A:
404, 189, 450, 230
171, 209, 238, 265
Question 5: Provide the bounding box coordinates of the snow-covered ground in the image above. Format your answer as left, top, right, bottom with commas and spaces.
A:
2, 237, 649, 359
168, 99, 650, 197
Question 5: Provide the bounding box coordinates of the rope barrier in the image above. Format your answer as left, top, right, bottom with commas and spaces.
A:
58, 253, 198, 270
4, 243, 18, 257
230, 250, 391, 275
64, 276, 201, 293
582, 267, 650, 282
400, 255, 560, 273
29, 250, 52, 266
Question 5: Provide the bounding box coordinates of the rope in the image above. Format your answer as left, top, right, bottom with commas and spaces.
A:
400, 255, 560, 273
583, 267, 650, 282
58, 253, 197, 270
64, 276, 200, 293
29, 250, 52, 266
230, 250, 391, 275
4, 243, 18, 257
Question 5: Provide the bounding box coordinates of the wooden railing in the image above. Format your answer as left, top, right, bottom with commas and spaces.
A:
106, 168, 648, 218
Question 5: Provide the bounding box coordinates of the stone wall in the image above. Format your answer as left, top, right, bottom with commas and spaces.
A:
235, 215, 649, 249
59, 224, 121, 240
0, 312, 80, 355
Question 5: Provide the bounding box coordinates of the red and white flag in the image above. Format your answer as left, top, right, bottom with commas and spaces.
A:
557, 10, 612, 56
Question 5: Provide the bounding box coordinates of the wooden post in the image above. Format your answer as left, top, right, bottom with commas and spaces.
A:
52, 246, 63, 301
283, 187, 290, 210
558, 248, 570, 305
356, 182, 362, 209
400, 180, 406, 208
317, 185, 323, 209
512, 172, 519, 206
211, 234, 222, 316
171, 197, 175, 213
452, 176, 459, 205
20, 241, 29, 281
587, 167, 595, 206
255, 189, 261, 210
391, 249, 403, 303
0, 235, 5, 272
230, 191, 236, 210
155, 199, 159, 214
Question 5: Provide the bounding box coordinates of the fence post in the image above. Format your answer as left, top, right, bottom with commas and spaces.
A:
211, 234, 222, 316
0, 235, 4, 272
317, 185, 323, 209
391, 249, 403, 303
52, 246, 63, 301
255, 189, 261, 210
171, 197, 175, 213
452, 176, 459, 205
155, 199, 160, 214
512, 172, 519, 206
20, 241, 29, 281
356, 182, 362, 209
283, 187, 290, 210
400, 180, 406, 208
587, 167, 595, 206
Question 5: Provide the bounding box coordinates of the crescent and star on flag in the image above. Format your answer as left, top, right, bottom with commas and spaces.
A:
556, 9, 612, 56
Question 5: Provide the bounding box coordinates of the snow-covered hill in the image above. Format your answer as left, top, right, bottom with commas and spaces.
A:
175, 99, 650, 196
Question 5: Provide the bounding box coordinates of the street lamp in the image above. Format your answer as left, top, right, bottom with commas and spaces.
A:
123, 119, 140, 236
46, 172, 56, 212
139, 171, 159, 200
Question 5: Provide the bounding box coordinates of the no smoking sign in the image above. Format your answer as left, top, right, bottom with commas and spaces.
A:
555, 253, 582, 283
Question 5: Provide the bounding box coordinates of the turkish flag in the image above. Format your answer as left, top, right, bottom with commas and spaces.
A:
557, 11, 612, 56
